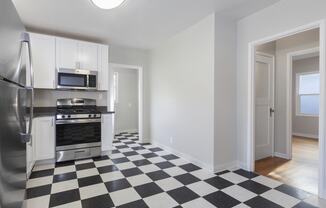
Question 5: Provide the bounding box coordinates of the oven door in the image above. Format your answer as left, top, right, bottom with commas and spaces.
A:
56, 119, 101, 151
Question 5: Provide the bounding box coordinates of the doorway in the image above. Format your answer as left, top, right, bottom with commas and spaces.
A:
252, 28, 322, 195
109, 63, 144, 142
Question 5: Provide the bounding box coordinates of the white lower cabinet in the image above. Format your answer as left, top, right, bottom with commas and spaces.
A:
33, 116, 56, 161
101, 114, 114, 151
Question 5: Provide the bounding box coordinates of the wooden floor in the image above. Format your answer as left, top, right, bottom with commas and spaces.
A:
255, 136, 319, 194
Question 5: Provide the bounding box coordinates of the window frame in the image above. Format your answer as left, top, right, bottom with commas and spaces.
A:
295, 71, 320, 117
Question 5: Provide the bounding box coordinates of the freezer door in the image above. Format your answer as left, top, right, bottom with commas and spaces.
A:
0, 0, 27, 86
0, 79, 29, 208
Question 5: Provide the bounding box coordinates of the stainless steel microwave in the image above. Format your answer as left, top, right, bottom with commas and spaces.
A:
57, 68, 97, 90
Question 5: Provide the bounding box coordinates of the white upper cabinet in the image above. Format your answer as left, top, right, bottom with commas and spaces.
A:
78, 41, 99, 71
29, 33, 56, 89
98, 45, 109, 91
56, 37, 79, 69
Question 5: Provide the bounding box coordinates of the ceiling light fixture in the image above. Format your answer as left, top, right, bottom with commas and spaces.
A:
91, 0, 125, 10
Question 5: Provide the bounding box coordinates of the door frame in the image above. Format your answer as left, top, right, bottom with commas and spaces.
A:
247, 20, 326, 199
255, 52, 275, 160
286, 47, 320, 160
109, 63, 144, 143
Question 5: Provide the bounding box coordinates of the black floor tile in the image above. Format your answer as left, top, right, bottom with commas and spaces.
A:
49, 189, 80, 207
117, 199, 149, 208
116, 145, 129, 149
132, 159, 151, 167
30, 169, 54, 179
238, 180, 271, 194
121, 167, 143, 177
147, 170, 170, 181
233, 169, 259, 179
124, 141, 136, 144
174, 173, 200, 185
53, 172, 77, 183
112, 149, 120, 153
76, 162, 96, 171
55, 160, 75, 168
78, 175, 103, 187
132, 146, 146, 150
148, 147, 163, 152
293, 201, 318, 208
215, 170, 230, 175
179, 163, 201, 172
167, 186, 200, 204
162, 154, 179, 160
97, 165, 119, 174
123, 151, 139, 157
275, 184, 312, 200
205, 176, 233, 189
155, 161, 175, 169
142, 153, 158, 158
93, 155, 110, 161
105, 178, 131, 192
112, 157, 130, 164
244, 196, 283, 208
82, 194, 114, 208
26, 184, 51, 199
134, 182, 164, 198
204, 191, 241, 208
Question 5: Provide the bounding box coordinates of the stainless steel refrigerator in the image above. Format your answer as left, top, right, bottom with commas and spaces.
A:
0, 0, 34, 207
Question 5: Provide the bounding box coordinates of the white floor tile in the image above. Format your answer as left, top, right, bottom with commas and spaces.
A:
94, 159, 114, 168
110, 153, 125, 159
137, 149, 152, 154
76, 168, 99, 178
23, 195, 50, 208
155, 177, 183, 191
119, 148, 134, 153
261, 189, 301, 208
32, 164, 55, 172
100, 171, 124, 182
115, 162, 136, 170
190, 169, 215, 180
148, 157, 166, 164
187, 181, 218, 196
222, 185, 257, 202
110, 187, 141, 206
126, 174, 153, 187
52, 201, 82, 208
164, 166, 187, 177
138, 164, 160, 173
26, 176, 53, 188
54, 166, 76, 175
169, 158, 188, 166
143, 192, 178, 208
79, 183, 108, 200
75, 159, 93, 165
251, 175, 283, 188
155, 151, 170, 156
51, 179, 78, 194
219, 172, 248, 184
232, 203, 251, 208
127, 155, 145, 161
182, 198, 216, 208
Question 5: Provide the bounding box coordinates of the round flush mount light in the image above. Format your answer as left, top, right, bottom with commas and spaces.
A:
91, 0, 125, 9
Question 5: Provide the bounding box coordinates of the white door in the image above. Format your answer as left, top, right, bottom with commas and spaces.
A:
255, 54, 275, 160
56, 37, 79, 69
78, 41, 99, 70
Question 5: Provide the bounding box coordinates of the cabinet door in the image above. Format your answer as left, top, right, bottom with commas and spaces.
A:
78, 41, 99, 70
101, 114, 114, 151
98, 45, 109, 91
29, 33, 56, 89
26, 120, 35, 178
33, 117, 55, 161
56, 37, 79, 69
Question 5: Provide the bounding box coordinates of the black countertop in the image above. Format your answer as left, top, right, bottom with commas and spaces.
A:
33, 106, 114, 118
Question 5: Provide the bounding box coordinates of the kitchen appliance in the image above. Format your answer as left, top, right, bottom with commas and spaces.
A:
0, 0, 34, 207
56, 98, 102, 162
56, 68, 97, 90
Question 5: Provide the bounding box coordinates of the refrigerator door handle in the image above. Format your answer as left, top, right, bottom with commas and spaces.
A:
25, 37, 34, 142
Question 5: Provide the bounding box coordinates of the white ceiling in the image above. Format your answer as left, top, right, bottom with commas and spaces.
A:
13, 0, 279, 49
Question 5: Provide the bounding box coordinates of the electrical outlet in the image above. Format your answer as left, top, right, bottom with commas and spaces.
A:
170, 137, 173, 144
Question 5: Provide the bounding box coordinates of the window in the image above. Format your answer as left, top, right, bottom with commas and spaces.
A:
113, 72, 119, 103
296, 72, 320, 116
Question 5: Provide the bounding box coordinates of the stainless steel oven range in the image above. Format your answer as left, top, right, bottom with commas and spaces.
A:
56, 98, 101, 162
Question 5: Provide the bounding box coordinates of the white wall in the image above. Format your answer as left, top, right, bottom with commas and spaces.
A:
236, 0, 326, 169
214, 14, 237, 170
34, 90, 107, 107
274, 29, 319, 154
109, 45, 150, 141
114, 67, 139, 133
292, 56, 319, 138
149, 14, 215, 170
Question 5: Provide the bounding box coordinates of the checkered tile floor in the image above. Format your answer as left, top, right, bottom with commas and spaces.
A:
24, 132, 320, 208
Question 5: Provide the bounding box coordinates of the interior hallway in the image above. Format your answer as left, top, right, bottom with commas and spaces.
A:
255, 136, 318, 195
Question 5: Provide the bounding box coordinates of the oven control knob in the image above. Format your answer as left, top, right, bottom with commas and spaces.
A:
62, 115, 65, 119
93, 114, 97, 118
68, 115, 71, 118
89, 114, 92, 118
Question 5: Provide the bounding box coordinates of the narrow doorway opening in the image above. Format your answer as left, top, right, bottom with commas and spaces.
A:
254, 28, 320, 195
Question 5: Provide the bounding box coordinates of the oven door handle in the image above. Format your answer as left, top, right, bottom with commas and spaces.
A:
56, 119, 101, 125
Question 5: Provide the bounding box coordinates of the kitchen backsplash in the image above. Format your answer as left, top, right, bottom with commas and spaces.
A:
34, 90, 108, 107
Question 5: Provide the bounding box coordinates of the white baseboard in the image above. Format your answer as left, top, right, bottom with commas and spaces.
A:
274, 152, 290, 159
292, 132, 318, 139
153, 142, 215, 173
237, 161, 249, 171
